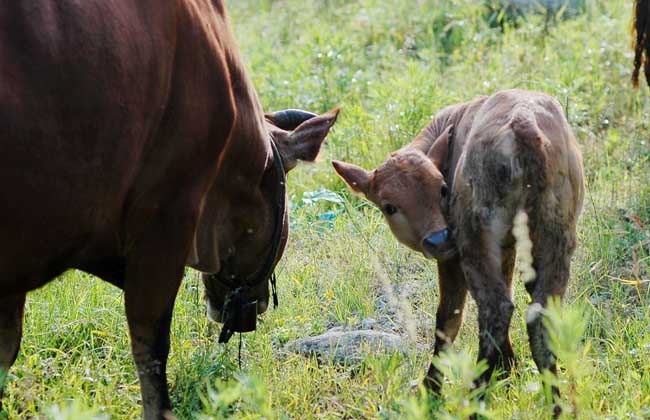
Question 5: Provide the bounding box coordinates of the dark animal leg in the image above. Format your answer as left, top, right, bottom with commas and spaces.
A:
498, 246, 517, 378
126, 297, 175, 420
124, 205, 196, 420
501, 247, 516, 296
423, 255, 468, 394
0, 294, 26, 412
526, 228, 573, 418
462, 261, 515, 388
450, 197, 517, 392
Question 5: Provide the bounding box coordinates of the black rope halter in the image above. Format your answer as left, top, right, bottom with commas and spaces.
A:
211, 140, 286, 344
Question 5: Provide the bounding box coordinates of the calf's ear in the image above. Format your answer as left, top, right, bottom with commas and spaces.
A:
427, 125, 453, 169
274, 108, 340, 171
332, 160, 371, 196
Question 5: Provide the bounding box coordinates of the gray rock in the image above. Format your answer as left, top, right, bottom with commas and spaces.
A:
285, 330, 406, 365
360, 318, 378, 330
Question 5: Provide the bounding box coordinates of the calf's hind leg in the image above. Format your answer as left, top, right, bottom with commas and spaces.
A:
460, 246, 516, 387
525, 226, 574, 414
0, 294, 26, 411
423, 255, 468, 393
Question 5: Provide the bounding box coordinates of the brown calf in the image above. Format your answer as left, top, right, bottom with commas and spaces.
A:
334, 89, 584, 408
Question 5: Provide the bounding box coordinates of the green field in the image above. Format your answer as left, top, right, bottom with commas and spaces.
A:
3, 0, 650, 418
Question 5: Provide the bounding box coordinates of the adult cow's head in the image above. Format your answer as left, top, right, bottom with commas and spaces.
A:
194, 108, 339, 341
332, 125, 456, 261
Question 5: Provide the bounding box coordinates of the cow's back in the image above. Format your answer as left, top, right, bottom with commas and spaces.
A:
0, 1, 230, 291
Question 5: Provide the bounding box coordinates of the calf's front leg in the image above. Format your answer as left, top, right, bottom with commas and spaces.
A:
423, 255, 468, 394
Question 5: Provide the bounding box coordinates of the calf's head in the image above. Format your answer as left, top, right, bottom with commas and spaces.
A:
201, 108, 339, 325
333, 125, 456, 260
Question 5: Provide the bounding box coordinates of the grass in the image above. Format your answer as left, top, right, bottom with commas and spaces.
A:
3, 0, 650, 418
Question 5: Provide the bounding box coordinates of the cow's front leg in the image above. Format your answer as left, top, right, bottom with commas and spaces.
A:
124, 206, 195, 419
424, 255, 468, 394
126, 296, 176, 420
125, 255, 184, 420
0, 293, 26, 413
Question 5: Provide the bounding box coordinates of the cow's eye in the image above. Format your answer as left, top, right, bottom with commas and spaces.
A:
441, 184, 449, 199
383, 203, 397, 215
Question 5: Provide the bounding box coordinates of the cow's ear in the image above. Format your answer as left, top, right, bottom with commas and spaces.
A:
274, 108, 340, 171
332, 160, 371, 196
427, 125, 453, 168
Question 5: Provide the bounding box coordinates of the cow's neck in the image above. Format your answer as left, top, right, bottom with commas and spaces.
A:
210, 1, 272, 181
188, 2, 279, 275
214, 38, 278, 264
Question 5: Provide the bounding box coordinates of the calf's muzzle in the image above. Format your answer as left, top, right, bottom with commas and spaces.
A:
423, 228, 453, 257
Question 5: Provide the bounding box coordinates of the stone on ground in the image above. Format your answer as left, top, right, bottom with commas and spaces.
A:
285, 329, 406, 365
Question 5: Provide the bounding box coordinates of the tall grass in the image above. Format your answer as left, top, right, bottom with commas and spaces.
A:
2, 0, 649, 418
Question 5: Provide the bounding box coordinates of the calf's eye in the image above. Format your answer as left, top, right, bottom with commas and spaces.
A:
383, 203, 397, 215
441, 184, 449, 199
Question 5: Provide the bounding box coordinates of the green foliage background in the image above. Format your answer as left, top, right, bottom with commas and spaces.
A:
2, 0, 649, 418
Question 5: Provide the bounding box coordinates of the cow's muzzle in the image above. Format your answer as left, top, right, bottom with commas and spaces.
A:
211, 287, 259, 343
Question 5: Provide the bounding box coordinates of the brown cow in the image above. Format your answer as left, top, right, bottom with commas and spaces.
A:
333, 89, 584, 414
633, 0, 649, 87
0, 1, 338, 419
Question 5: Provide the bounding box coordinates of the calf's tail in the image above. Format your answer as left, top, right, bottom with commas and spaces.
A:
508, 116, 550, 227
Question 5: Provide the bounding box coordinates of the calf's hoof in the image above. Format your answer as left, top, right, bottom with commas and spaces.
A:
422, 365, 443, 395
162, 410, 178, 420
